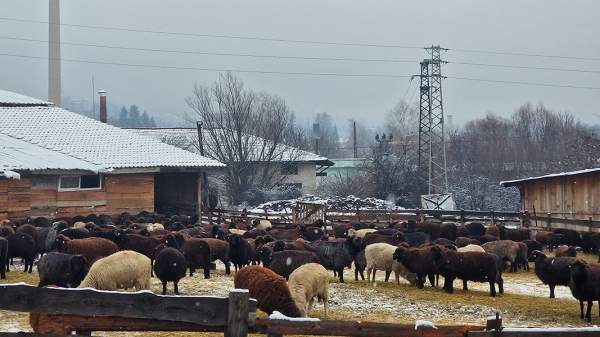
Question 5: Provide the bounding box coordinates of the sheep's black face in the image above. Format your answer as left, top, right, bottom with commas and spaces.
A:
570, 261, 587, 281
528, 250, 544, 262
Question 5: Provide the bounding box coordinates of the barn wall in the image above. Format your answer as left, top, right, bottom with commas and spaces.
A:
0, 178, 32, 219
520, 171, 600, 222
154, 172, 199, 214
105, 173, 155, 215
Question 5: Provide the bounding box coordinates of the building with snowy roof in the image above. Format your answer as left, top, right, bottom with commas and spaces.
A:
0, 89, 224, 219
128, 127, 333, 200
500, 168, 600, 226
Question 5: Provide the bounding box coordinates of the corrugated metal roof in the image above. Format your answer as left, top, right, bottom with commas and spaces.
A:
129, 128, 330, 163
0, 89, 52, 106
0, 92, 225, 170
0, 133, 103, 174
500, 168, 600, 187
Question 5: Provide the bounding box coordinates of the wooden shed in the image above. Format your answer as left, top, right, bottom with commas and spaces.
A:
500, 168, 600, 223
0, 90, 224, 220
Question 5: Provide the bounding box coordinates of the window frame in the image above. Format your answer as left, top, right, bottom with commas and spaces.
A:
280, 162, 299, 176
58, 174, 103, 192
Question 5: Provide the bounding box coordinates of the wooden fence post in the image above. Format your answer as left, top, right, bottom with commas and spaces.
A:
485, 313, 502, 331
490, 210, 495, 224
546, 213, 552, 229
225, 289, 249, 337
460, 209, 465, 224
589, 216, 593, 232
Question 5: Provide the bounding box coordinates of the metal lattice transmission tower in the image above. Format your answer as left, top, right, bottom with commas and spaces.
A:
417, 45, 448, 195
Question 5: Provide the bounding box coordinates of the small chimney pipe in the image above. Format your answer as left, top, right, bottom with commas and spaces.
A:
98, 90, 107, 123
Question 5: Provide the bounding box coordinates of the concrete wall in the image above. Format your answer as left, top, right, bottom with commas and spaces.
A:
278, 162, 317, 195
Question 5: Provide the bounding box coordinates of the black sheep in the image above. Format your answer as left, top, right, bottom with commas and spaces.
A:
37, 252, 88, 287
165, 234, 212, 278
0, 237, 7, 279
529, 250, 576, 298
499, 226, 530, 241
431, 246, 502, 297
465, 222, 486, 236
59, 228, 90, 240
439, 222, 458, 241
402, 231, 430, 247
228, 234, 253, 272
553, 228, 583, 247
299, 226, 326, 241
310, 237, 360, 283
267, 250, 320, 279
569, 260, 600, 322
153, 244, 187, 295
89, 229, 128, 249
522, 240, 544, 254
6, 233, 36, 273
35, 226, 50, 256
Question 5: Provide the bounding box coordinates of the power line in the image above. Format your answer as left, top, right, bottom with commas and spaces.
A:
0, 35, 417, 64
5, 35, 600, 75
0, 17, 422, 49
2, 51, 600, 90
2, 16, 599, 62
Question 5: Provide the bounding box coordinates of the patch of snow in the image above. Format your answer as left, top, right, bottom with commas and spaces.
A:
0, 170, 20, 180
415, 320, 437, 330
250, 195, 405, 214
269, 311, 320, 322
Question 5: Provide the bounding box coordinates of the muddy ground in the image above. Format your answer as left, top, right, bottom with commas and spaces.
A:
0, 252, 597, 336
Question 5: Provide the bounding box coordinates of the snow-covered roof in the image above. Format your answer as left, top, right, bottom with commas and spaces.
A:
0, 89, 52, 106
500, 168, 600, 187
0, 133, 104, 177
0, 91, 224, 171
128, 128, 332, 164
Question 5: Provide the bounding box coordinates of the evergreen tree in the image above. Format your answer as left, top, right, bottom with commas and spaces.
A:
118, 106, 129, 127
129, 105, 141, 127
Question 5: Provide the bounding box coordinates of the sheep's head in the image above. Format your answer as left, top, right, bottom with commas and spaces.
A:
393, 246, 408, 262
528, 250, 546, 262
569, 260, 588, 282
164, 234, 180, 249
273, 240, 286, 252
53, 234, 69, 250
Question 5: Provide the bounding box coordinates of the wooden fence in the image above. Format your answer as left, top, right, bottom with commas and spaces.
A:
1, 284, 599, 337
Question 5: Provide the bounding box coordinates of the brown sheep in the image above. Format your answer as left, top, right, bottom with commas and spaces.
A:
267, 228, 301, 241
199, 238, 231, 274
555, 245, 578, 257
234, 266, 303, 317
393, 245, 438, 288
455, 237, 481, 248
363, 232, 404, 247
54, 234, 118, 267
485, 224, 500, 239
535, 231, 563, 251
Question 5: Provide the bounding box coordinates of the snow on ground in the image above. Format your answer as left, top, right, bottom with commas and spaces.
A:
249, 195, 404, 213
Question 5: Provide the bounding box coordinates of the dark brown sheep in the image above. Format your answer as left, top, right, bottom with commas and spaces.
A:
499, 226, 530, 242
199, 238, 231, 274
555, 245, 578, 257
54, 234, 118, 268
431, 246, 503, 297
267, 228, 301, 241
363, 232, 404, 247
393, 245, 438, 288
165, 235, 211, 278
529, 250, 577, 298
243, 229, 268, 239
331, 223, 352, 238
535, 231, 563, 251
233, 266, 303, 317
16, 224, 38, 244
569, 259, 600, 322
267, 250, 320, 279
455, 236, 481, 248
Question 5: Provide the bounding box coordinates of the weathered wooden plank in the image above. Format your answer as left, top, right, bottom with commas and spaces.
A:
0, 284, 233, 325
225, 289, 250, 337
469, 331, 600, 337
254, 319, 483, 337
0, 332, 98, 337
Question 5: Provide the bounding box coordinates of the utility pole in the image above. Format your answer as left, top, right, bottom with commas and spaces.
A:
353, 120, 358, 158
48, 0, 61, 106
417, 45, 448, 195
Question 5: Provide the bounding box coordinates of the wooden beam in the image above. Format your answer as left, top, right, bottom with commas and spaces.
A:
0, 284, 258, 326
0, 332, 99, 337
253, 319, 484, 337
469, 331, 600, 337
225, 289, 250, 337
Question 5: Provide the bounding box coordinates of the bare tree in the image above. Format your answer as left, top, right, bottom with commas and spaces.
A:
185, 72, 307, 204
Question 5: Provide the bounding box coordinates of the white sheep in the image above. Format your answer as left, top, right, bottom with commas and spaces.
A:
79, 250, 151, 291
73, 221, 87, 229
228, 228, 247, 236
347, 228, 377, 238
145, 223, 165, 232
255, 219, 272, 231
457, 244, 485, 253
288, 263, 329, 318
365, 243, 416, 285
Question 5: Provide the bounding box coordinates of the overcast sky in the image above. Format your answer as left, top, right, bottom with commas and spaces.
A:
1, 1, 599, 129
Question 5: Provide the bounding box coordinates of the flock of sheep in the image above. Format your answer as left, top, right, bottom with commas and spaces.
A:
1, 212, 600, 321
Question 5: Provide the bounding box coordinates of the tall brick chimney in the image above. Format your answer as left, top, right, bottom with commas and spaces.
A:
98, 90, 107, 123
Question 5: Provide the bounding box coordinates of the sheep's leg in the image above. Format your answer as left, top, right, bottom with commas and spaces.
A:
462, 279, 468, 291
394, 271, 400, 285
203, 264, 211, 279
427, 274, 435, 288
580, 300, 585, 319
371, 269, 376, 283
162, 282, 167, 295
189, 265, 194, 277
224, 260, 231, 275
384, 270, 391, 282
489, 281, 496, 297
354, 268, 359, 281
443, 276, 454, 293
587, 300, 593, 322
338, 269, 344, 283
498, 277, 504, 294
151, 260, 154, 277
549, 284, 556, 298
323, 290, 329, 319
174, 281, 179, 295
367, 267, 373, 283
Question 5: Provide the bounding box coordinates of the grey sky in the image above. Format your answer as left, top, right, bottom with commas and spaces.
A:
1, 0, 599, 128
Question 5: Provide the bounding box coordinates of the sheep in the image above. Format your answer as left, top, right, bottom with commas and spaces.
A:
363, 232, 404, 247
455, 237, 481, 248
37, 252, 88, 287
430, 246, 502, 297
272, 239, 315, 252
153, 244, 187, 295
267, 250, 321, 279
553, 228, 583, 247
288, 263, 330, 317
234, 265, 302, 317
35, 226, 50, 256
228, 228, 247, 236
529, 250, 577, 298
54, 234, 118, 268
79, 250, 151, 291
73, 221, 87, 229
569, 260, 600, 322
535, 231, 563, 251
457, 244, 485, 253
354, 249, 366, 281
228, 234, 253, 272
499, 226, 530, 242
465, 222, 486, 236
485, 224, 500, 239
165, 235, 211, 278
392, 245, 438, 288
44, 221, 69, 252
555, 245, 578, 257
59, 228, 91, 240
365, 243, 417, 285
146, 223, 165, 232
402, 231, 431, 247
267, 228, 301, 241
522, 240, 544, 255
122, 234, 162, 273
348, 228, 377, 238
299, 226, 326, 241
331, 223, 352, 238
434, 238, 456, 248
515, 241, 530, 271
440, 222, 458, 241
6, 233, 36, 273
253, 219, 272, 231
0, 237, 7, 279
243, 229, 268, 239
414, 222, 442, 241
0, 226, 15, 237
89, 228, 128, 249
198, 238, 231, 274
482, 240, 520, 272
311, 238, 360, 283
16, 224, 38, 244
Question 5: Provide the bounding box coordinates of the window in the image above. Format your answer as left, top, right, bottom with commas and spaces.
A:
59, 175, 102, 191
280, 163, 299, 175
